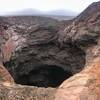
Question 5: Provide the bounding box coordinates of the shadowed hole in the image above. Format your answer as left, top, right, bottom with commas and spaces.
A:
15, 65, 73, 88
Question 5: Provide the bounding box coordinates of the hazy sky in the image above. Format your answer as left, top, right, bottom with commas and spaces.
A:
0, 0, 99, 14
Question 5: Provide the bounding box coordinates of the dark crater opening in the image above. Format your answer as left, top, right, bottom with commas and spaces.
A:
15, 65, 72, 88
3, 43, 86, 88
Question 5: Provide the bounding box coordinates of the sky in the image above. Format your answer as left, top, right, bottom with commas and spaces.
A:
0, 0, 99, 14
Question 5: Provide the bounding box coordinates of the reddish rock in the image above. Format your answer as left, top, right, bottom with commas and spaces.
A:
0, 62, 14, 84
2, 39, 16, 62
55, 58, 100, 100
0, 83, 56, 100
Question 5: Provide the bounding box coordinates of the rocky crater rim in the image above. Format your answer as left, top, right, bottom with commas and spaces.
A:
1, 1, 100, 88
1, 19, 86, 88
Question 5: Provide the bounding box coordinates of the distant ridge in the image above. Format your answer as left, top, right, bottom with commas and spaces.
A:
45, 9, 77, 16
1, 8, 78, 16
5, 9, 42, 16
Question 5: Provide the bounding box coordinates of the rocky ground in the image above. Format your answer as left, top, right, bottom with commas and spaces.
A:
0, 1, 100, 100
